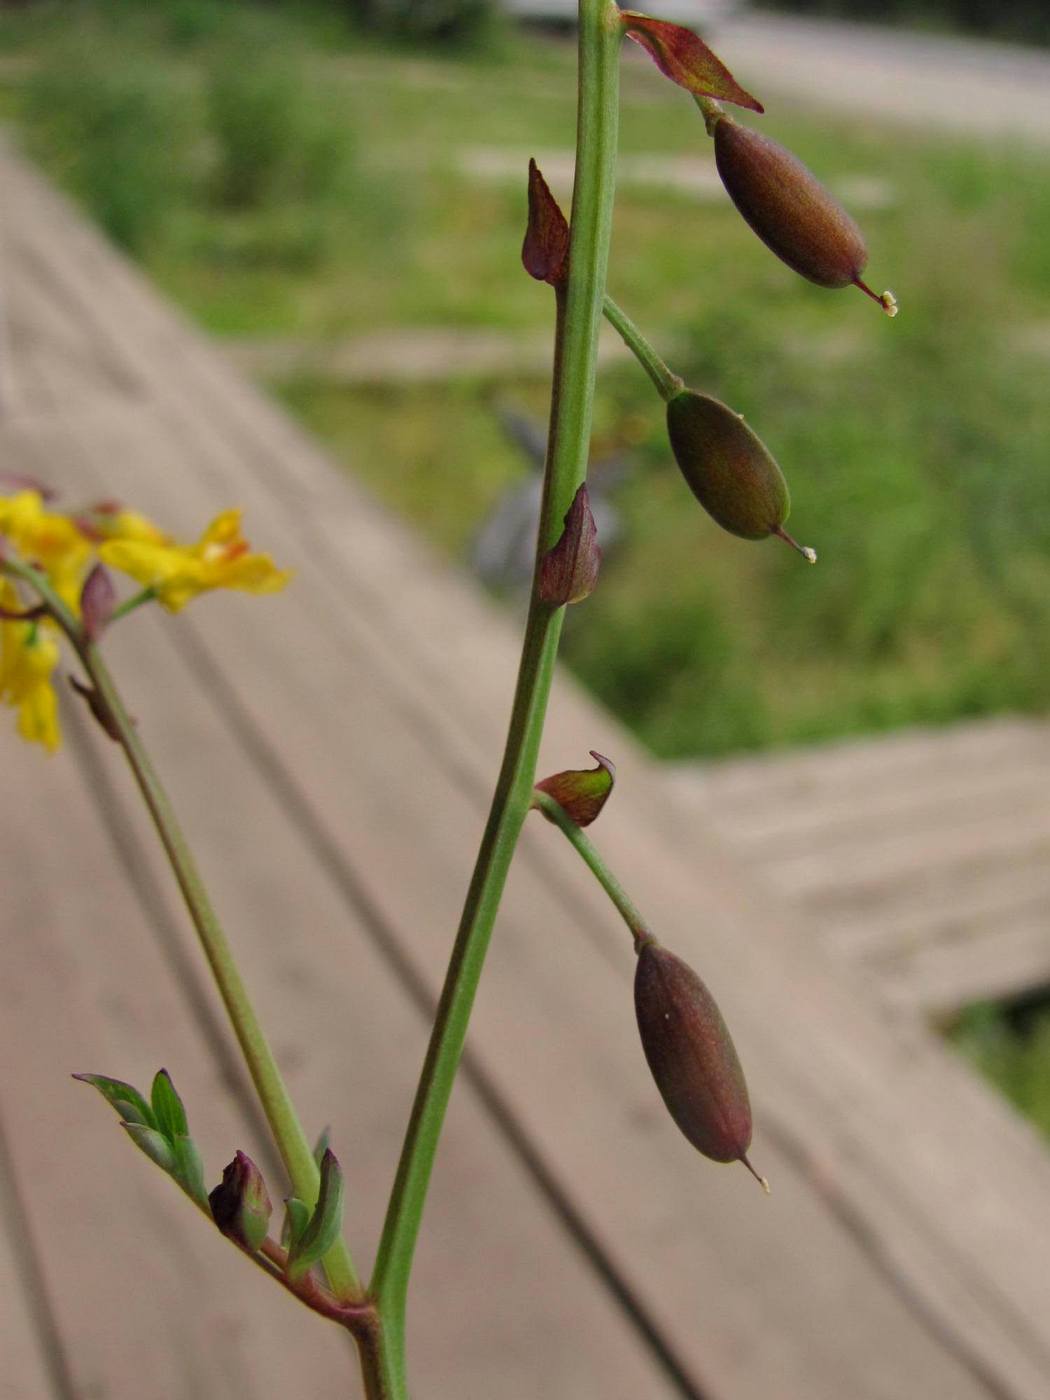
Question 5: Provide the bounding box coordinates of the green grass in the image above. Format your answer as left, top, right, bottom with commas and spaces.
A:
6, 3, 1048, 764
950, 998, 1050, 1140
2, 1, 1050, 1130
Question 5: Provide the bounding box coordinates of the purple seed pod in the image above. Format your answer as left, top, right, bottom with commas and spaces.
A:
635, 938, 766, 1187
714, 117, 895, 314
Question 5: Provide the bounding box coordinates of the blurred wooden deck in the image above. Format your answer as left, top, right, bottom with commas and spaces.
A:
1, 141, 1050, 1400
670, 716, 1050, 1017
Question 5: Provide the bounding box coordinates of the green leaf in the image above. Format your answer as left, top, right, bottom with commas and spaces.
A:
73, 1073, 156, 1129
283, 1195, 310, 1249
122, 1121, 177, 1174
621, 13, 763, 113
286, 1149, 344, 1283
312, 1126, 330, 1171
151, 1069, 189, 1143
171, 1134, 208, 1208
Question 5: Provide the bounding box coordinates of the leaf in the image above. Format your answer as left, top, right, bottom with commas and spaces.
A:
283, 1196, 310, 1249
522, 158, 569, 286
312, 1126, 331, 1171
622, 13, 763, 113
150, 1069, 188, 1143
122, 1122, 177, 1175
171, 1134, 209, 1208
286, 1149, 345, 1284
535, 752, 616, 827
538, 484, 601, 606
73, 1073, 156, 1129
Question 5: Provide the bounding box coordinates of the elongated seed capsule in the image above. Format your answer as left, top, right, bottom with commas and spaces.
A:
635, 938, 766, 1186
666, 389, 815, 559
714, 116, 894, 313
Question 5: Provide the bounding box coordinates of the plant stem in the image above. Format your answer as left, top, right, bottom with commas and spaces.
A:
531, 791, 651, 949
86, 642, 362, 1299
2, 555, 361, 1302
110, 585, 157, 622
368, 1, 622, 1389
602, 293, 683, 401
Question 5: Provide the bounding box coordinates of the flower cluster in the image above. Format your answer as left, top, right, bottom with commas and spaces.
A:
0, 488, 289, 751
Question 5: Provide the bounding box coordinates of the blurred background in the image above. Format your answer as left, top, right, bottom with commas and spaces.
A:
1, 0, 1047, 1144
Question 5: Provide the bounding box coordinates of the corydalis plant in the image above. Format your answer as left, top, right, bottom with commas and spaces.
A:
3, 4, 894, 1397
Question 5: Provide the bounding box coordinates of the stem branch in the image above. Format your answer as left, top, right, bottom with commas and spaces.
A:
2, 554, 360, 1301
602, 293, 683, 401
368, 2, 622, 1390
531, 791, 651, 948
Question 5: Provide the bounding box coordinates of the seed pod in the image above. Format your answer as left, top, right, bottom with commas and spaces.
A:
713, 116, 895, 313
666, 389, 814, 559
635, 938, 766, 1186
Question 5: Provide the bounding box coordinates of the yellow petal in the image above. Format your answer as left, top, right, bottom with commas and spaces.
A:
17, 677, 60, 752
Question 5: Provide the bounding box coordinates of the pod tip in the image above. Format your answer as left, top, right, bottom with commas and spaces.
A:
773, 524, 817, 563
741, 1154, 771, 1193
855, 278, 898, 318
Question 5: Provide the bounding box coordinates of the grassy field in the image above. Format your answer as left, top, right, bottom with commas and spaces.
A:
2, 1, 1049, 1122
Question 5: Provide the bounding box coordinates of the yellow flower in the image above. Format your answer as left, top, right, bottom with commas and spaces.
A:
0, 581, 61, 752
98, 508, 290, 613
0, 490, 93, 615
83, 503, 171, 547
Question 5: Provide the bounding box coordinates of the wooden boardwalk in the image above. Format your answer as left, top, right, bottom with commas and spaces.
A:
669, 716, 1050, 1016
1, 141, 1050, 1400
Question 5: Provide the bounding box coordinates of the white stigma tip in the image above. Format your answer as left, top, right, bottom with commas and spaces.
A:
881, 290, 898, 318
802, 546, 817, 564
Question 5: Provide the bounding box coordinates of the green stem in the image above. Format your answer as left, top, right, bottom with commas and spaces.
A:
531, 791, 651, 949
602, 293, 683, 402
85, 646, 360, 1297
110, 585, 157, 622
2, 555, 361, 1302
368, 1, 622, 1389
693, 94, 725, 136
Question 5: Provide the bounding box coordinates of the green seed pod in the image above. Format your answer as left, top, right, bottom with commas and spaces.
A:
713, 117, 895, 314
635, 938, 766, 1187
666, 389, 814, 559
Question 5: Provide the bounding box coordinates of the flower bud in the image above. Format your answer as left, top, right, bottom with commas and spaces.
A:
209, 1150, 272, 1251
666, 390, 814, 559
713, 117, 895, 313
635, 939, 766, 1187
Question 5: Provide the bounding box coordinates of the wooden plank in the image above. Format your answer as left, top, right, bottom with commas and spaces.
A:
0, 1111, 63, 1400
667, 724, 1050, 1010
673, 743, 1050, 853
876, 906, 1050, 1015
5, 144, 1050, 1397
667, 717, 1048, 813
0, 468, 679, 1396
33, 395, 1024, 1400
0, 708, 354, 1400
826, 859, 1050, 961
